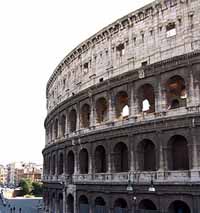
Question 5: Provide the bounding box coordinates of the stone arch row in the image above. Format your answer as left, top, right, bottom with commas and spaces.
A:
44, 134, 190, 176
44, 191, 191, 213
78, 195, 191, 213
46, 75, 187, 142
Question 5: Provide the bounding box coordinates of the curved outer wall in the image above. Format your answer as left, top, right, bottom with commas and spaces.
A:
43, 0, 200, 212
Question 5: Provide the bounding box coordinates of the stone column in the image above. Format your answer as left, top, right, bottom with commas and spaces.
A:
89, 95, 95, 128
108, 90, 115, 122
76, 103, 80, 132
89, 145, 93, 174
129, 135, 135, 171
190, 127, 200, 181
74, 148, 79, 175
63, 186, 66, 213
188, 69, 195, 108
155, 75, 163, 113
129, 82, 135, 117
107, 140, 112, 173
156, 131, 165, 181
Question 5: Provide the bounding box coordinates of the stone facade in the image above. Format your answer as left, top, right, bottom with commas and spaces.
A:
43, 0, 200, 212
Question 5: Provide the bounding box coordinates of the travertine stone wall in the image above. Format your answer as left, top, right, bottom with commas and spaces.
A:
46, 0, 200, 113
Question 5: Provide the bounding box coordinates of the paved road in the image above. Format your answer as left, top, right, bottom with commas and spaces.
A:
0, 197, 43, 213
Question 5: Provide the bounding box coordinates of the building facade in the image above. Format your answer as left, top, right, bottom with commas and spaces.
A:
43, 0, 200, 212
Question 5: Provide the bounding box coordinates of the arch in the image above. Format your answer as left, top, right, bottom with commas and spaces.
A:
79, 195, 89, 213
54, 119, 59, 138
138, 199, 157, 210
52, 154, 56, 175
168, 200, 191, 213
79, 149, 89, 174
95, 197, 106, 206
58, 193, 63, 213
96, 97, 108, 123
138, 84, 155, 113
113, 142, 129, 172
67, 194, 74, 213
94, 197, 106, 213
166, 75, 187, 109
115, 91, 129, 118
67, 151, 75, 175
137, 139, 156, 171
60, 115, 66, 137
58, 152, 64, 175
167, 135, 189, 170
94, 146, 107, 173
69, 109, 77, 133
81, 104, 91, 128
114, 198, 128, 209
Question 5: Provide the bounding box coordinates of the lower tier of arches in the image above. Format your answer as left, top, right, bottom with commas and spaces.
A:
43, 183, 200, 213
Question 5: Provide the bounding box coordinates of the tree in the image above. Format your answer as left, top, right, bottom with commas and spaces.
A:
19, 179, 33, 195
32, 182, 43, 197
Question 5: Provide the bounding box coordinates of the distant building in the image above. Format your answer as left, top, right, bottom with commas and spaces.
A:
6, 162, 42, 186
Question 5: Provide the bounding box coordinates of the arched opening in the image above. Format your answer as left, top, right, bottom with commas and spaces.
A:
81, 104, 91, 128
166, 75, 187, 110
138, 199, 157, 210
67, 194, 74, 213
67, 151, 75, 175
79, 149, 89, 174
54, 119, 59, 138
168, 135, 189, 170
115, 91, 129, 119
79, 195, 89, 213
94, 197, 106, 213
58, 153, 64, 175
69, 109, 77, 133
168, 200, 190, 213
113, 142, 128, 172
137, 139, 156, 171
138, 84, 155, 113
60, 115, 66, 137
95, 146, 106, 173
52, 155, 56, 175
114, 198, 128, 213
96, 97, 108, 123
58, 193, 63, 213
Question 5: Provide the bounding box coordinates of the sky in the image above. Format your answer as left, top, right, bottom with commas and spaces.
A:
0, 0, 153, 165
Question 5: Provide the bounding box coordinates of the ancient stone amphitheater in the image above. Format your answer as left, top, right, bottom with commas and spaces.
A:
42, 0, 200, 212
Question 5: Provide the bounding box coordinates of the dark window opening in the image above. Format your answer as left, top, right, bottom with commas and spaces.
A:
115, 91, 129, 119
95, 146, 106, 173
67, 151, 74, 175
113, 142, 128, 172
81, 104, 90, 128
69, 109, 77, 133
138, 84, 155, 113
168, 135, 189, 170
116, 43, 125, 57
96, 97, 108, 123
166, 75, 187, 110
166, 22, 176, 37
79, 149, 89, 174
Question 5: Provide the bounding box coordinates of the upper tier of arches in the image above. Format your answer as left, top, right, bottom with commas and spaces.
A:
46, 0, 200, 112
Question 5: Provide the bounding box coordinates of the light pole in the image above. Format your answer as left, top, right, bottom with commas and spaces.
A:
126, 172, 156, 213
126, 172, 136, 213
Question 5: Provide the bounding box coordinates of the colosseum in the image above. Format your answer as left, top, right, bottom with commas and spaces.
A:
42, 0, 200, 212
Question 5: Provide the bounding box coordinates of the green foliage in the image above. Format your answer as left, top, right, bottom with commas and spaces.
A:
19, 179, 43, 197
32, 182, 43, 197
19, 179, 33, 196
